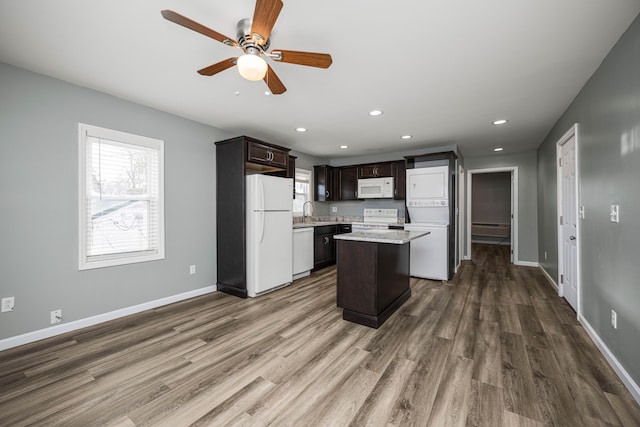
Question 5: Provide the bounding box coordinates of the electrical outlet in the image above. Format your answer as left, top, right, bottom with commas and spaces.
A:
189, 265, 196, 275
579, 206, 585, 219
1, 297, 15, 312
331, 206, 338, 213
611, 309, 617, 329
544, 251, 548, 260
51, 309, 62, 324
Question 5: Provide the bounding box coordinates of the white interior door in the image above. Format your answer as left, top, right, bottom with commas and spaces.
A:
559, 135, 578, 311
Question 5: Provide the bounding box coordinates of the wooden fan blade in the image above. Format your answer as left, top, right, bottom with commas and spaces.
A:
263, 64, 286, 95
271, 50, 332, 68
198, 58, 237, 76
161, 10, 237, 47
250, 0, 283, 45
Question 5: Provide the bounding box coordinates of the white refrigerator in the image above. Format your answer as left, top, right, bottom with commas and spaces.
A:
246, 174, 293, 297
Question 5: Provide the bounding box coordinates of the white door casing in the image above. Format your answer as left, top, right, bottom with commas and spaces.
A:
458, 164, 465, 270
510, 172, 515, 263
557, 125, 580, 315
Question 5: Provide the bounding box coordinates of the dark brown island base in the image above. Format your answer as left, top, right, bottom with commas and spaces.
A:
334, 230, 429, 328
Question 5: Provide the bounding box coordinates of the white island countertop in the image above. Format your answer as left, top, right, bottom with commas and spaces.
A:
334, 230, 429, 245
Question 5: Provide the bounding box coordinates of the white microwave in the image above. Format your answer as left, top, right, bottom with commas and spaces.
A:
357, 177, 394, 199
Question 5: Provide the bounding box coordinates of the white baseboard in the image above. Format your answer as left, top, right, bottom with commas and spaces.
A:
579, 315, 640, 405
0, 286, 216, 352
515, 260, 539, 267
539, 266, 559, 292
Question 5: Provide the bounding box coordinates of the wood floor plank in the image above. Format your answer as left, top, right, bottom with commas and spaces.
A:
466, 380, 503, 427
189, 376, 275, 426
472, 319, 502, 388
264, 346, 371, 425
349, 357, 416, 427
517, 304, 551, 350
525, 343, 583, 426
1, 244, 638, 426
605, 392, 640, 427
389, 336, 453, 426
451, 301, 480, 358
426, 355, 474, 426
500, 331, 542, 422
300, 366, 381, 425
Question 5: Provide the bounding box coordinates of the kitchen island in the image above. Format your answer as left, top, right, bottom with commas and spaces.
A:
334, 229, 429, 328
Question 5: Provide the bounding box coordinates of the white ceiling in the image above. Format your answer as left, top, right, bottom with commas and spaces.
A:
1, 1, 639, 159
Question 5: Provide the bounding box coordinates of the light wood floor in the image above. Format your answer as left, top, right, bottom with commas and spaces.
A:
1, 244, 639, 426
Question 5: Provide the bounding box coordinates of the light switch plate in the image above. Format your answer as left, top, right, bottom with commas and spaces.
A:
610, 204, 620, 223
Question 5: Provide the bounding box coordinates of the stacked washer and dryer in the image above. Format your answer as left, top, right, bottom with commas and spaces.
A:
405, 165, 452, 281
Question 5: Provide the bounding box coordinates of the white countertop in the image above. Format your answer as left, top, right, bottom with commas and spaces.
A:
334, 230, 429, 245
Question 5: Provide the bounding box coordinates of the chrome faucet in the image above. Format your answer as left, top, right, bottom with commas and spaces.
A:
303, 201, 314, 222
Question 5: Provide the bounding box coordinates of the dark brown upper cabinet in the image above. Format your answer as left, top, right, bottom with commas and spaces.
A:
358, 162, 394, 178
314, 165, 335, 201
338, 166, 359, 200
246, 139, 289, 170
393, 160, 406, 200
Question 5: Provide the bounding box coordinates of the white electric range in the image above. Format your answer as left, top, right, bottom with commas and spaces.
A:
351, 208, 402, 231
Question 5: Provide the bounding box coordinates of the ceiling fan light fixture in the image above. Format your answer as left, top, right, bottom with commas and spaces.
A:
237, 53, 267, 81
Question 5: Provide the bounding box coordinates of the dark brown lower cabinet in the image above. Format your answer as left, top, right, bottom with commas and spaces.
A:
336, 240, 411, 328
312, 224, 352, 271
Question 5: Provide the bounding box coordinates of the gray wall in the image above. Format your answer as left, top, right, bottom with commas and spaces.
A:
465, 151, 538, 263
472, 172, 511, 224
537, 15, 640, 384
0, 62, 234, 340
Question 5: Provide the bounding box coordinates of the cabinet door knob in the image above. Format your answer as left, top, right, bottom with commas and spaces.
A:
323, 236, 330, 244
325, 190, 329, 198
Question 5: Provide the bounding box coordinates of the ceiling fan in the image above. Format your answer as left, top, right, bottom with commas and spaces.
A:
161, 0, 333, 95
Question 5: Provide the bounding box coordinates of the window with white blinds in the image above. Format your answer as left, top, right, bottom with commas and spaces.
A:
292, 168, 312, 214
78, 123, 165, 270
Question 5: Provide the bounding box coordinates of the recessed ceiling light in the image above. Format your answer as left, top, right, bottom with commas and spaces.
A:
264, 91, 271, 96
401, 135, 412, 140
493, 119, 508, 125
340, 145, 349, 149
295, 127, 307, 133
369, 110, 383, 116
234, 91, 240, 96
494, 147, 504, 152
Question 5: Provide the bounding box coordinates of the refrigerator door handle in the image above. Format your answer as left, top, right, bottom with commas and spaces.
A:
258, 177, 265, 211
258, 211, 265, 243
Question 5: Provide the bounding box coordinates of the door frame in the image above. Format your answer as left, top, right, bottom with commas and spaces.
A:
465, 166, 519, 263
457, 163, 465, 271
556, 123, 581, 318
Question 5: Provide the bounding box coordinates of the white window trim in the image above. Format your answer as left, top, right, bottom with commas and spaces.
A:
78, 123, 165, 270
